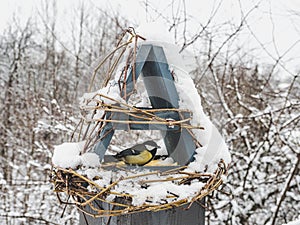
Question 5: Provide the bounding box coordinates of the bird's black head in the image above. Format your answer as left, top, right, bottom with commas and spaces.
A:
149, 148, 157, 157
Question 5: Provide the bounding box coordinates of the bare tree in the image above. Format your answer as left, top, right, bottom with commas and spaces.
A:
143, 0, 300, 224
0, 2, 127, 224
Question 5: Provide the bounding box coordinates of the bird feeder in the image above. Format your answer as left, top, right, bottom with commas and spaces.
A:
93, 44, 196, 166
51, 28, 229, 225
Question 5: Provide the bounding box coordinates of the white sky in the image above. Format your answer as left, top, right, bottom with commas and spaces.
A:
0, 0, 299, 76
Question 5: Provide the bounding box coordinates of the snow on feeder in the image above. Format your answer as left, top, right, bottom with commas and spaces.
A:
51, 24, 231, 223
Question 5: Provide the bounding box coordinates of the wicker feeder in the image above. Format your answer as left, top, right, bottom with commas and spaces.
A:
52, 160, 227, 218
51, 28, 230, 224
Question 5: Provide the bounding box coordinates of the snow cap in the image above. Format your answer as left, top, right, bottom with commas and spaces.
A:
136, 21, 174, 43
52, 141, 100, 168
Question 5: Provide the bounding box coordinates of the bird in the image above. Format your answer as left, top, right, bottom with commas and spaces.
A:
114, 140, 160, 166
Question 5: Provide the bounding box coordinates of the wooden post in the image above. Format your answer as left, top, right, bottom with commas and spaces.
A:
79, 200, 205, 225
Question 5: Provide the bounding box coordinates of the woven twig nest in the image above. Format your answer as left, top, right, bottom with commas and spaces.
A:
52, 160, 228, 217
51, 28, 230, 218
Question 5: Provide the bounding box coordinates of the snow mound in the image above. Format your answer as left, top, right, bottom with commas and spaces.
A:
284, 218, 300, 225
52, 141, 100, 168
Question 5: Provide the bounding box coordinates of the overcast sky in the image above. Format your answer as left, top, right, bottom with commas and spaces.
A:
0, 0, 299, 76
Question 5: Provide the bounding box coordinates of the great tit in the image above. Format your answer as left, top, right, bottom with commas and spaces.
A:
114, 141, 160, 166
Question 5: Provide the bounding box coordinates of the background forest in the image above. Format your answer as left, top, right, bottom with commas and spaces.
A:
0, 1, 299, 224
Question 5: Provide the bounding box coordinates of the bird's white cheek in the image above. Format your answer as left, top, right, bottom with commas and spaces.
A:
145, 145, 152, 149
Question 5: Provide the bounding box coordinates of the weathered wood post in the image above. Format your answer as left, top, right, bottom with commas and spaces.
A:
79, 199, 205, 225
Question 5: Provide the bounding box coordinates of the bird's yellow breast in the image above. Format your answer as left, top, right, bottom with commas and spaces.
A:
124, 150, 153, 165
